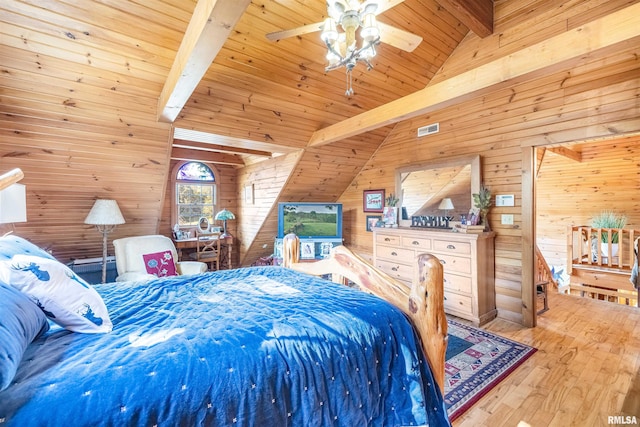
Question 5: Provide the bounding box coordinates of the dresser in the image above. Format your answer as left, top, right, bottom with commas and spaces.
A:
373, 227, 496, 326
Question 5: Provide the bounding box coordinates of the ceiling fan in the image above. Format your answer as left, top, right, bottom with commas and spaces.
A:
266, 0, 423, 95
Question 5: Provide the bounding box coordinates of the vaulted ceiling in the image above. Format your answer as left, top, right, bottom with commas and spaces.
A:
141, 0, 493, 164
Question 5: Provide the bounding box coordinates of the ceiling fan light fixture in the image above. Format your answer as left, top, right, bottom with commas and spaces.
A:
321, 1, 381, 96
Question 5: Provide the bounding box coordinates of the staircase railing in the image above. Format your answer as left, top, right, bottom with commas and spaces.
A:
535, 245, 558, 289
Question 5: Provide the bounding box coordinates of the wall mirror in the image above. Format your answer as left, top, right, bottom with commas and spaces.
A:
396, 155, 481, 220
198, 217, 210, 233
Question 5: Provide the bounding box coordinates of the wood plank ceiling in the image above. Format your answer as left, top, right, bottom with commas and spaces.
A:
168, 0, 491, 162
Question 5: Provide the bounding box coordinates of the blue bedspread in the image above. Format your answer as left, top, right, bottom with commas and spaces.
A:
0, 267, 450, 426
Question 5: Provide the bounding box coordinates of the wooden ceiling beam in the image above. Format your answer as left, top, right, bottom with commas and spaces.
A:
173, 139, 273, 158
171, 147, 245, 166
308, 3, 640, 147
547, 147, 582, 162
157, 0, 251, 123
436, 0, 493, 38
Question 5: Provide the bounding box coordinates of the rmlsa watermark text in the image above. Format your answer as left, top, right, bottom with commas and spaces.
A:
608, 416, 638, 425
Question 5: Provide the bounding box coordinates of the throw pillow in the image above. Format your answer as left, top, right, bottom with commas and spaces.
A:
0, 255, 112, 334
142, 251, 178, 278
0, 282, 49, 391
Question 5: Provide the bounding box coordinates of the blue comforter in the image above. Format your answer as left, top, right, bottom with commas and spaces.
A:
0, 267, 450, 426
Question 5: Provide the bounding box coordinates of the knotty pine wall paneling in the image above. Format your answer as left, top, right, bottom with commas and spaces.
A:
338, 0, 640, 324
536, 136, 640, 270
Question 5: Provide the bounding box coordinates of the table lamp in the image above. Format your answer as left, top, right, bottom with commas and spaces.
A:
84, 199, 125, 283
438, 198, 454, 218
215, 208, 235, 238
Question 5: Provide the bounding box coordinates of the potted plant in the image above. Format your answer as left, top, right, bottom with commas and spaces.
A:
383, 193, 399, 226
591, 211, 627, 257
472, 186, 492, 231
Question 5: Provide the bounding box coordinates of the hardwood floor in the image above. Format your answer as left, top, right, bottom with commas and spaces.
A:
452, 291, 640, 427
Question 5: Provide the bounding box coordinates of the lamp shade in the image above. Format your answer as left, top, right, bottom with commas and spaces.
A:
438, 198, 454, 210
84, 199, 125, 225
0, 183, 27, 224
214, 209, 236, 221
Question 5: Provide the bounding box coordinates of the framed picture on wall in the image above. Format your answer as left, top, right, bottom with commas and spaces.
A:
366, 215, 382, 232
363, 189, 385, 212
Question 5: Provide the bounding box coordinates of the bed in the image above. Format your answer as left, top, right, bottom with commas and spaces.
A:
0, 232, 450, 426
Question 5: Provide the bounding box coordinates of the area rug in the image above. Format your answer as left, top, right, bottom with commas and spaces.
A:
444, 319, 537, 421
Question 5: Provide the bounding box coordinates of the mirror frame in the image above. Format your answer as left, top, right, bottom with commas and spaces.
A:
395, 154, 481, 220
198, 216, 210, 233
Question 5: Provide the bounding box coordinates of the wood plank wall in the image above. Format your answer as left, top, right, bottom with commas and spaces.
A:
536, 136, 640, 270
235, 132, 386, 266
338, 0, 640, 323
0, 0, 194, 263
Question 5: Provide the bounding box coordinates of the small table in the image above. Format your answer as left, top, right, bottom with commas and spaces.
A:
173, 236, 234, 270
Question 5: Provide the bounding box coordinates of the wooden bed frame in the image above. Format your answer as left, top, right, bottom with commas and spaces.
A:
281, 234, 448, 394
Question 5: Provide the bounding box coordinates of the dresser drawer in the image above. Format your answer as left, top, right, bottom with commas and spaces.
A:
443, 273, 472, 294
376, 245, 415, 263
376, 233, 401, 246
375, 259, 413, 283
433, 239, 471, 255
401, 236, 431, 251
444, 292, 473, 315
437, 254, 472, 275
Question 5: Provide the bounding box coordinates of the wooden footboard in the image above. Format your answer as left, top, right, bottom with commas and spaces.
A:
282, 234, 448, 394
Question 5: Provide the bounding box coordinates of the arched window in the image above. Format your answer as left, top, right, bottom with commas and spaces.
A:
175, 162, 217, 228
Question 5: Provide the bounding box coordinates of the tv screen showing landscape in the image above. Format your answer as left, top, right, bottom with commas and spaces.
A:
278, 203, 342, 239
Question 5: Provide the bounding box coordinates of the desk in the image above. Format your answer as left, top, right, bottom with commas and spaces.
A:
173, 236, 233, 269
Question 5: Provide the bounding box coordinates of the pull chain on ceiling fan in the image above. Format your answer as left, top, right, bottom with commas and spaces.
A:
266, 0, 422, 96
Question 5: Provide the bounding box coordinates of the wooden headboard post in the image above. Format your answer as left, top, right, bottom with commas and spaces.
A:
283, 242, 448, 394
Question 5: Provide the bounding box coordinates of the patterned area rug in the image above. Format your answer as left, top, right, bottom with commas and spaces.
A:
444, 319, 537, 421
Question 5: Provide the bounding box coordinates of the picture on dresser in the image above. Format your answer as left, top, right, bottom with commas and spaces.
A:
300, 241, 315, 259
363, 189, 385, 213
366, 215, 382, 232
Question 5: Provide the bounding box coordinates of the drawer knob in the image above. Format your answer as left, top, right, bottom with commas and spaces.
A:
391, 251, 398, 256
392, 267, 398, 272
440, 260, 446, 265
384, 237, 391, 242
447, 244, 456, 250
412, 241, 419, 245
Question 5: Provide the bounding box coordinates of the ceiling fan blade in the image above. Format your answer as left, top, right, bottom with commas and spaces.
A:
377, 21, 422, 52
372, 0, 406, 15
266, 21, 325, 41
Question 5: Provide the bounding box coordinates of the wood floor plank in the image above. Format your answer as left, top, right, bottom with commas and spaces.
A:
452, 291, 640, 426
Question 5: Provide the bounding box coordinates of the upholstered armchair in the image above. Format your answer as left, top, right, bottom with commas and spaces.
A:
113, 235, 207, 282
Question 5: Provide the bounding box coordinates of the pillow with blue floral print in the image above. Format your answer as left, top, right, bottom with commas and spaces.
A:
0, 255, 112, 333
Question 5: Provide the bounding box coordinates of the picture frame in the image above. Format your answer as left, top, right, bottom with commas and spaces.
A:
320, 242, 333, 258
300, 241, 315, 259
244, 184, 254, 204
366, 215, 382, 232
363, 189, 385, 213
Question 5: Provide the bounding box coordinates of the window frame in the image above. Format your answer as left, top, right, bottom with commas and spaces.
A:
171, 161, 218, 231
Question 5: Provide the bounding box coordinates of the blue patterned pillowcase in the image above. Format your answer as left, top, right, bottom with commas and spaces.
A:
0, 255, 112, 334
0, 281, 49, 391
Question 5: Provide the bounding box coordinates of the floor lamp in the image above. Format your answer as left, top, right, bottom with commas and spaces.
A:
84, 199, 125, 283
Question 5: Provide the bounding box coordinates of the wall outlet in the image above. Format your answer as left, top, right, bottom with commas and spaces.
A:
501, 214, 514, 225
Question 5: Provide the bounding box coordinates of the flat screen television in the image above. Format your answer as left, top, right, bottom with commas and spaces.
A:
277, 202, 343, 239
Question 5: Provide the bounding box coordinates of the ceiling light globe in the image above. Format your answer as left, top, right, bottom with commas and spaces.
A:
320, 18, 339, 44
360, 13, 379, 42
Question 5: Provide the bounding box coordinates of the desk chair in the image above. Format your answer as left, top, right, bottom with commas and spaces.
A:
190, 232, 221, 271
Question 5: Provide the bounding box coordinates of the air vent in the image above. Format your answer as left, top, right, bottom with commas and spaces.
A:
417, 122, 439, 137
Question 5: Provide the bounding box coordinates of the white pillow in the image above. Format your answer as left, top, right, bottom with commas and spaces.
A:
0, 255, 112, 333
